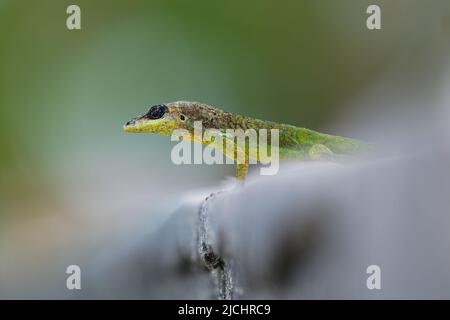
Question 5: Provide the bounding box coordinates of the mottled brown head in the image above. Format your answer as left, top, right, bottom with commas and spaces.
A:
123, 101, 229, 135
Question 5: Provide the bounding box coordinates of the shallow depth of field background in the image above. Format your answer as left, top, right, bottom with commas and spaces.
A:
1, 0, 450, 297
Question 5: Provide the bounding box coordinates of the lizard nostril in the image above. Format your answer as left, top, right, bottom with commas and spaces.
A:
126, 120, 135, 126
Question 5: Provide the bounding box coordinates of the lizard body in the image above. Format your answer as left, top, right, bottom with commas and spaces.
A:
123, 101, 369, 179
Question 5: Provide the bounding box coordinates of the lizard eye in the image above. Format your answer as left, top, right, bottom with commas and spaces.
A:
146, 104, 168, 120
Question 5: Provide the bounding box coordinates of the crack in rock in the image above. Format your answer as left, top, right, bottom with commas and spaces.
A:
197, 191, 234, 300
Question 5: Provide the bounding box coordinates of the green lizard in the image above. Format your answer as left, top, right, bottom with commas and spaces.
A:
123, 101, 369, 180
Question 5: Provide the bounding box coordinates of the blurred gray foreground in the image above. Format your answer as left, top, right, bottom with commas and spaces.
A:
82, 141, 450, 299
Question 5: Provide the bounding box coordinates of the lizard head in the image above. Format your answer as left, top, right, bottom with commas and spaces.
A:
123, 101, 225, 136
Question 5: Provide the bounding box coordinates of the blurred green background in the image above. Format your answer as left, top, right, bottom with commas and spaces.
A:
0, 0, 449, 297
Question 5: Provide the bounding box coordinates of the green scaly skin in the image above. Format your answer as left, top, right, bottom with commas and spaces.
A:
123, 101, 369, 180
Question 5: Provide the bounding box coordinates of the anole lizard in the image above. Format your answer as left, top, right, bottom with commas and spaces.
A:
123, 101, 369, 180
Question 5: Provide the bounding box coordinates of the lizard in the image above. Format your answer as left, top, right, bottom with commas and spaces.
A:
123, 101, 369, 180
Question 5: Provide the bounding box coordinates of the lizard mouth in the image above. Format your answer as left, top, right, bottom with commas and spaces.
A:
123, 117, 146, 132
123, 112, 149, 132
123, 117, 167, 133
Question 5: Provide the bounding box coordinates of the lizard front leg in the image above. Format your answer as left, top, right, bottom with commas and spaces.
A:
219, 134, 249, 181
236, 162, 249, 181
